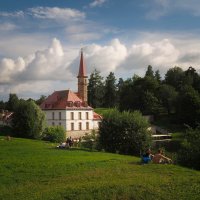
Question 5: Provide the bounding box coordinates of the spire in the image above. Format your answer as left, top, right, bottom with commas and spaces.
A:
77, 49, 88, 103
77, 49, 87, 78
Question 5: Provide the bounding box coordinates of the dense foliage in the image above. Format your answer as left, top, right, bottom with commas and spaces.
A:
99, 109, 152, 155
43, 126, 66, 143
178, 126, 200, 170
12, 100, 46, 139
87, 65, 200, 128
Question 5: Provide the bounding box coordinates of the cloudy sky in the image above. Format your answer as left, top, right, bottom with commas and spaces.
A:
1, 0, 200, 100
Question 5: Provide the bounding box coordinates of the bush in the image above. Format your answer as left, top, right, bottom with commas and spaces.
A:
79, 130, 100, 150
43, 126, 66, 143
99, 109, 152, 155
0, 125, 13, 136
177, 126, 200, 170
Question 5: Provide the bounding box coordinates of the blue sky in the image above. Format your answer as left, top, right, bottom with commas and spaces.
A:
1, 0, 200, 100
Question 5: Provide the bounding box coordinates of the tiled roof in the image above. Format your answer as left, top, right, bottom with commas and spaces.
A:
93, 112, 103, 120
40, 90, 92, 110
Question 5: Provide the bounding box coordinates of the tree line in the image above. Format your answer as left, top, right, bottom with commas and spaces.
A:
88, 65, 200, 128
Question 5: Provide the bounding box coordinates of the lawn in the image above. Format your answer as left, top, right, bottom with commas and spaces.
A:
0, 137, 200, 200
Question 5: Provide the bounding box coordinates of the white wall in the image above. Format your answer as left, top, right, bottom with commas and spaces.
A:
66, 110, 93, 131
43, 109, 101, 138
43, 109, 96, 131
44, 110, 67, 130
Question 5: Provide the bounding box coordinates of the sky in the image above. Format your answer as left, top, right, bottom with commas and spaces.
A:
1, 0, 200, 100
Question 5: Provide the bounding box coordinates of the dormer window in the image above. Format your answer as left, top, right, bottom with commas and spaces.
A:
67, 101, 73, 107
75, 101, 81, 107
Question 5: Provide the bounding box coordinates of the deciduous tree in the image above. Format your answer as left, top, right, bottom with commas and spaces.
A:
12, 100, 46, 139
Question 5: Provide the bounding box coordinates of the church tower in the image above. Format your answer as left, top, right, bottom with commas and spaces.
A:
77, 50, 88, 103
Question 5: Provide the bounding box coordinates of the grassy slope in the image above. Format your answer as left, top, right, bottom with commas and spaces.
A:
0, 137, 200, 200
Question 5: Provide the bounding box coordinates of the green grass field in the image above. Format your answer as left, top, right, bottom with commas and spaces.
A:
1, 137, 200, 200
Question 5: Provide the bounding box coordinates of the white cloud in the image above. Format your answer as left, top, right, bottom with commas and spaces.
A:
0, 38, 73, 84
120, 39, 180, 74
28, 7, 85, 21
1, 35, 200, 100
89, 0, 107, 8
85, 39, 127, 73
0, 11, 24, 17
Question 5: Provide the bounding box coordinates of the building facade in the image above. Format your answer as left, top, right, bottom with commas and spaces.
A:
40, 51, 102, 138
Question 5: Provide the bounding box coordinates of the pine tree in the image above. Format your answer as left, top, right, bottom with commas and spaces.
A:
88, 69, 104, 108
103, 72, 117, 107
145, 65, 154, 78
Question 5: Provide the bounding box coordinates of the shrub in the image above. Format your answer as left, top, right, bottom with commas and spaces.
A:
177, 126, 200, 170
79, 130, 100, 150
99, 109, 152, 155
0, 125, 13, 136
43, 126, 66, 143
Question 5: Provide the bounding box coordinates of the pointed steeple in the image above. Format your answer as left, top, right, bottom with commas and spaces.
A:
77, 49, 88, 103
77, 49, 87, 78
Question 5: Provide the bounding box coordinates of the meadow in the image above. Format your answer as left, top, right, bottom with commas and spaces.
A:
0, 136, 200, 200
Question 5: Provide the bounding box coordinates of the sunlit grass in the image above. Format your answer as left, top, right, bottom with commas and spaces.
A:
0, 137, 200, 200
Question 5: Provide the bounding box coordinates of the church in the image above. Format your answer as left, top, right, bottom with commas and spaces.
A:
40, 50, 102, 138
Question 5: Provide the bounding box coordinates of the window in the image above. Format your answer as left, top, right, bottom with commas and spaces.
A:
79, 122, 82, 130
52, 122, 55, 126
78, 112, 82, 120
52, 112, 54, 120
86, 122, 89, 130
59, 112, 61, 120
71, 123, 74, 131
59, 122, 61, 126
86, 112, 89, 120
71, 112, 74, 120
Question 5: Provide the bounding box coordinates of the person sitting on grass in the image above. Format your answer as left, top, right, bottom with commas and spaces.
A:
57, 142, 66, 149
142, 149, 154, 164
66, 136, 73, 148
152, 149, 172, 164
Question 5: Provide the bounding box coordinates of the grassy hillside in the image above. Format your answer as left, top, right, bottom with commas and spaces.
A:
0, 137, 200, 200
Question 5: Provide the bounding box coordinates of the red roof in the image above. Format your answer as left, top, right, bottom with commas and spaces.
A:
77, 50, 87, 78
40, 90, 92, 110
93, 112, 103, 120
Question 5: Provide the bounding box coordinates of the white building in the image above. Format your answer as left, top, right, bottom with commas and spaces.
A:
40, 51, 102, 138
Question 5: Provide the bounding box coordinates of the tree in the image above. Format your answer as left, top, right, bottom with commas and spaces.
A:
119, 76, 161, 115
0, 100, 6, 110
103, 72, 117, 107
88, 69, 104, 108
99, 109, 152, 155
178, 126, 200, 170
12, 100, 46, 139
183, 67, 200, 92
145, 65, 154, 78
36, 95, 46, 106
141, 91, 161, 115
165, 67, 184, 90
158, 84, 178, 114
176, 86, 200, 127
6, 93, 19, 111
154, 70, 161, 82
